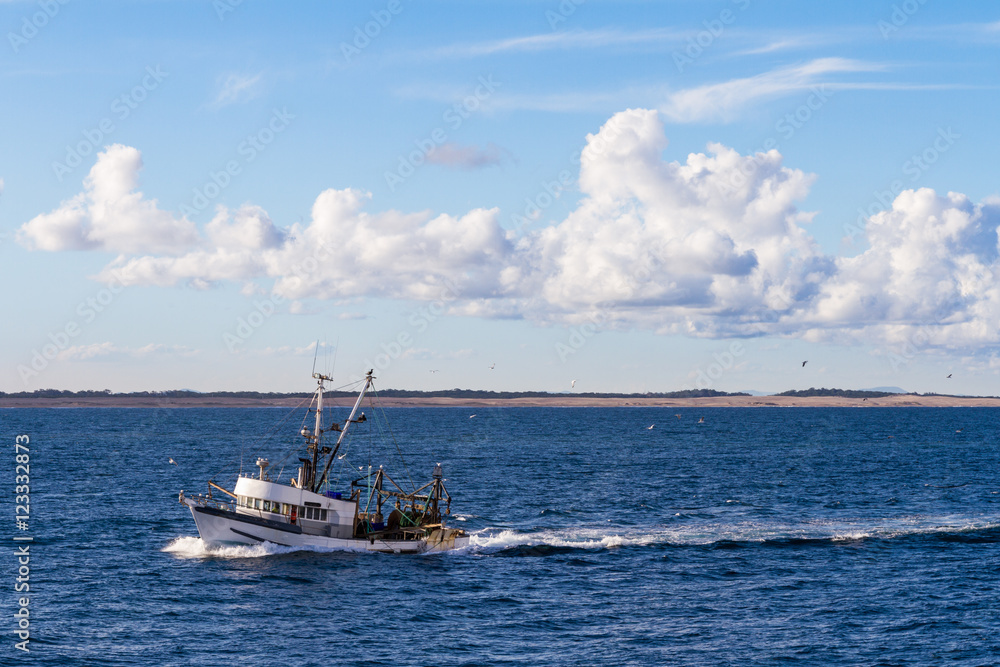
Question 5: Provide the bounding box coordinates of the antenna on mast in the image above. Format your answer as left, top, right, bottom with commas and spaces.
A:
311, 339, 320, 377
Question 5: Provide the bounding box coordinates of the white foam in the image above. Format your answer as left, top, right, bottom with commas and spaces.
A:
470, 527, 667, 551
162, 535, 346, 559
165, 515, 1000, 559
467, 515, 1000, 552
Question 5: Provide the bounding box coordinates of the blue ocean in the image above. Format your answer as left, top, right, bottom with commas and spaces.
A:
4, 406, 1000, 666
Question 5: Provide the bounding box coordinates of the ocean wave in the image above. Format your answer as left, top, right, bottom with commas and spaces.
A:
467, 516, 1000, 555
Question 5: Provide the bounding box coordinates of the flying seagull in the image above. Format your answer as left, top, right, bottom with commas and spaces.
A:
802, 361, 808, 367
647, 424, 655, 430
489, 363, 496, 370
168, 458, 177, 465
947, 374, 952, 378
430, 369, 439, 373
698, 417, 705, 424
469, 414, 476, 418
571, 379, 577, 388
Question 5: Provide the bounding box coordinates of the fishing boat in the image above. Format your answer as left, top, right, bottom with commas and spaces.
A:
179, 369, 469, 553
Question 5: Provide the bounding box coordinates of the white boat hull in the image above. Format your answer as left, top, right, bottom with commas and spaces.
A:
186, 501, 468, 554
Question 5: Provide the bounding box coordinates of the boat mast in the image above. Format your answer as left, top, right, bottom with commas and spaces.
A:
306, 371, 333, 490
312, 369, 375, 492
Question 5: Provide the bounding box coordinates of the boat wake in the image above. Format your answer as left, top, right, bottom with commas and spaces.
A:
468, 516, 1000, 555
162, 535, 367, 559
164, 515, 1000, 559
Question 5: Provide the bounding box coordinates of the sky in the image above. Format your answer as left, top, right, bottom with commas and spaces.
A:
2, 0, 999, 395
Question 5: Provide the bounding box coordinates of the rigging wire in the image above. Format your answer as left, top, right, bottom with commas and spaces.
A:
210, 376, 369, 487
208, 393, 313, 485
369, 385, 416, 493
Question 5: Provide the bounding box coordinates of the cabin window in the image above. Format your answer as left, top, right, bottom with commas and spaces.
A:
301, 506, 327, 521
281, 503, 289, 515
254, 499, 261, 510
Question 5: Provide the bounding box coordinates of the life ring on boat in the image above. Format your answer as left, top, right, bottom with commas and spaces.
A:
290, 507, 297, 524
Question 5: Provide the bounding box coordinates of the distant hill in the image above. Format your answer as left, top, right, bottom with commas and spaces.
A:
9, 387, 994, 402
0, 388, 749, 400
776, 387, 902, 398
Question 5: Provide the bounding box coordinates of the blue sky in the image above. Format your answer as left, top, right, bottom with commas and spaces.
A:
2, 0, 999, 395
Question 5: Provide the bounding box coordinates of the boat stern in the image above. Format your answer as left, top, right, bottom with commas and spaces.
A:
423, 527, 471, 553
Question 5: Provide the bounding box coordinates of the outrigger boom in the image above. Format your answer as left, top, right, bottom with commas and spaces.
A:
180, 369, 469, 553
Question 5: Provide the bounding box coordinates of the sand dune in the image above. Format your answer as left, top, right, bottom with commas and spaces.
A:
3, 394, 999, 408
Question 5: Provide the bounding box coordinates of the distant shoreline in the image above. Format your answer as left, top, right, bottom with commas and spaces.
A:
3, 395, 1000, 408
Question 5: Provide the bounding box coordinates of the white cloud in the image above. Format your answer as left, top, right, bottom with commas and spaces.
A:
508, 108, 830, 335
206, 204, 284, 250
97, 186, 513, 297
17, 144, 198, 254
421, 28, 685, 59
210, 72, 263, 109
56, 343, 197, 362
807, 190, 1000, 346
244, 341, 335, 357
22, 112, 1000, 353
661, 58, 883, 123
